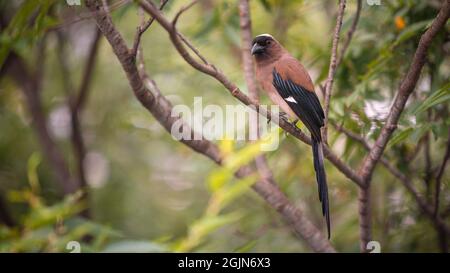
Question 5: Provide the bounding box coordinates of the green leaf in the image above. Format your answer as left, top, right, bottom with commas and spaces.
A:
412, 83, 450, 116
393, 20, 432, 47
0, 0, 58, 67
27, 152, 42, 194
207, 175, 257, 215
388, 127, 414, 147
207, 168, 232, 192
411, 124, 432, 143
24, 192, 86, 229
175, 212, 242, 252
218, 175, 257, 209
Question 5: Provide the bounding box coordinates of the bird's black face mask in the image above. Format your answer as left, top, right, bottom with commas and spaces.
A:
251, 43, 265, 55
251, 35, 274, 55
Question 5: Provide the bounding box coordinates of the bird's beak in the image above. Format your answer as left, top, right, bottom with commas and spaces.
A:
251, 43, 264, 55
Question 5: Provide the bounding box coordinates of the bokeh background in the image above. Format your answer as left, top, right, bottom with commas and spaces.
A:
0, 0, 449, 252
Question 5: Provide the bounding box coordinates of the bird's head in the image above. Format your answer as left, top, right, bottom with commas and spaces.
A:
251, 34, 283, 61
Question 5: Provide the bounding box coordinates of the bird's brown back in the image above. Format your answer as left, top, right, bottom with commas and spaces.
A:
256, 54, 315, 93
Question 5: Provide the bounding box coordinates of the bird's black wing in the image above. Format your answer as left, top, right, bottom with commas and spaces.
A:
272, 68, 331, 238
272, 69, 324, 141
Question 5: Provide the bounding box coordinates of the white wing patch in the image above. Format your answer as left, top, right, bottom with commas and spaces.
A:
285, 96, 297, 104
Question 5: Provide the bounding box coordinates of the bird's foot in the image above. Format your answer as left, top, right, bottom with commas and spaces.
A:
267, 111, 288, 124
279, 111, 289, 122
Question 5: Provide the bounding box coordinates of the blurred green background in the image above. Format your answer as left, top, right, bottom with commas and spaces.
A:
0, 0, 449, 252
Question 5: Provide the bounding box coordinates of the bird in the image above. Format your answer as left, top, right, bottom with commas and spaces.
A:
251, 33, 330, 238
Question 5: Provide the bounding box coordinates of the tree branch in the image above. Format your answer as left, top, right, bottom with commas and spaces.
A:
355, 1, 449, 251
5, 54, 79, 194
85, 0, 336, 252
322, 0, 346, 143
71, 28, 101, 218
358, 1, 449, 183
131, 0, 169, 57
435, 128, 450, 217
333, 123, 450, 238
336, 0, 361, 67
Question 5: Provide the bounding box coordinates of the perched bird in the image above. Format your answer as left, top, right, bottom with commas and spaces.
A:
251, 34, 330, 238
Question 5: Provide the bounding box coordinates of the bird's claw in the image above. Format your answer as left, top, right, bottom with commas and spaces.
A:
279, 111, 289, 122
267, 111, 288, 124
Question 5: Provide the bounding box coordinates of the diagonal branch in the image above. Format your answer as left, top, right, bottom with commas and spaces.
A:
85, 0, 336, 252
70, 28, 101, 216
356, 0, 450, 251
131, 0, 169, 57
5, 54, 79, 195
358, 1, 450, 184
435, 128, 450, 217
336, 0, 361, 67
333, 123, 450, 236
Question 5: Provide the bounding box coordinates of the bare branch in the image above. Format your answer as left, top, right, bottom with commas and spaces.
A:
358, 186, 371, 252
74, 28, 102, 111
424, 130, 433, 199
85, 0, 336, 252
6, 55, 79, 194
322, 0, 346, 143
172, 1, 210, 66
435, 128, 450, 216
333, 123, 450, 238
336, 0, 361, 67
131, 0, 169, 57
70, 28, 101, 209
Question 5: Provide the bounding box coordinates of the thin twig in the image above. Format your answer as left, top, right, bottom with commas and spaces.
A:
336, 0, 361, 67
435, 128, 450, 217
71, 28, 102, 218
74, 29, 102, 111
49, 0, 131, 31
131, 0, 169, 57
424, 130, 433, 199
172, 0, 210, 66
322, 0, 347, 143
6, 56, 78, 194
333, 123, 450, 236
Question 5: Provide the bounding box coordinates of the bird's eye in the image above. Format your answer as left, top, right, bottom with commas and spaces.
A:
267, 40, 271, 45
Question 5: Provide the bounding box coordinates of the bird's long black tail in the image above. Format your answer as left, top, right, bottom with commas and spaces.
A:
312, 139, 330, 239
